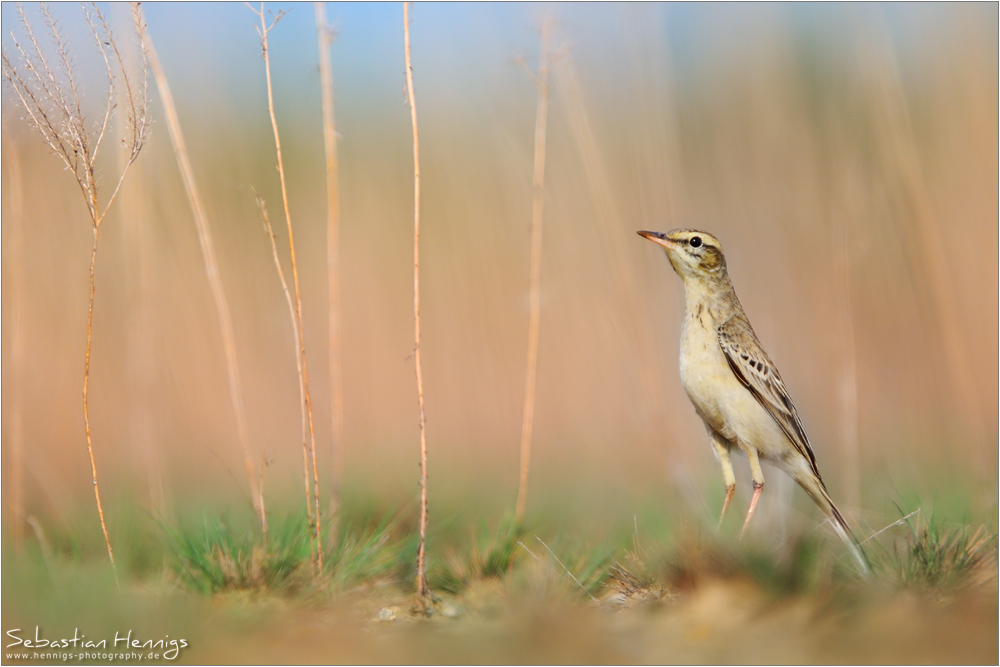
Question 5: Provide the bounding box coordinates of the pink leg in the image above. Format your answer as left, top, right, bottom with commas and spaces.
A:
718, 484, 736, 529
739, 481, 764, 539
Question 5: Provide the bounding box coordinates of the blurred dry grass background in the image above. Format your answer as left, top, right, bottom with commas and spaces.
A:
2, 2, 997, 541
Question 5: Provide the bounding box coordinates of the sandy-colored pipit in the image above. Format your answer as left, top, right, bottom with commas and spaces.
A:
639, 228, 868, 575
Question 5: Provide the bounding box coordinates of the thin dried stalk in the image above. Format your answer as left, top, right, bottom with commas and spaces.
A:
25, 516, 54, 576
256, 194, 315, 559
258, 451, 268, 540
535, 537, 600, 603
315, 1, 343, 542
250, 2, 323, 571
2, 2, 150, 584
515, 18, 553, 526
5, 128, 25, 551
141, 14, 265, 534
837, 168, 861, 510
83, 226, 111, 573
403, 1, 430, 601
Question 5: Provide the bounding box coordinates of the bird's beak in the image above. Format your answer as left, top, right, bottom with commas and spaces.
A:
637, 230, 674, 249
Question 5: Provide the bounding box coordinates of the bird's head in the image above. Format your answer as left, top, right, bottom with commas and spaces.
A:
638, 229, 727, 281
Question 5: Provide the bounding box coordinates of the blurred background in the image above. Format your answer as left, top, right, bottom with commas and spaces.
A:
2, 2, 997, 545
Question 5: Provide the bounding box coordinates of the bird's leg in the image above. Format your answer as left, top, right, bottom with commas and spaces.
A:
708, 430, 736, 528
739, 448, 765, 539
720, 483, 736, 529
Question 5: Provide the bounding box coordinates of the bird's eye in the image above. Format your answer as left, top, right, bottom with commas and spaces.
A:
689, 236, 702, 248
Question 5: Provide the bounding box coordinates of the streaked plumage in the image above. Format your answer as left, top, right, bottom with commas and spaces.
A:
639, 228, 869, 576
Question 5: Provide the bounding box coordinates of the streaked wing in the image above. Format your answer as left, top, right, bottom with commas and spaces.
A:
717, 316, 820, 478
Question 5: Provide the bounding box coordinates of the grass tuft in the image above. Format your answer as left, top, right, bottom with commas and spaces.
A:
429, 516, 519, 595
163, 511, 312, 595
327, 513, 406, 589
144, 498, 1000, 604
607, 530, 865, 606
161, 507, 412, 596
883, 512, 997, 591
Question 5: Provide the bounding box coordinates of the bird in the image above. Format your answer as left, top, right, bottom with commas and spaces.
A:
638, 228, 869, 575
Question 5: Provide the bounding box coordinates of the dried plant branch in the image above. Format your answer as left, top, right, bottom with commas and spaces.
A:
80, 2, 116, 167
1, 48, 71, 172
8, 4, 92, 213
140, 8, 265, 534
130, 3, 152, 149
515, 17, 554, 527
250, 1, 323, 571
85, 3, 149, 219
315, 0, 343, 543
535, 537, 600, 603
2, 1, 150, 585
517, 541, 541, 561
40, 3, 90, 199
859, 509, 921, 547
255, 193, 315, 559
403, 0, 430, 603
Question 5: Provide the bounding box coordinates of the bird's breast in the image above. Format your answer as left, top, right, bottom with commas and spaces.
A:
678, 305, 733, 435
678, 305, 792, 459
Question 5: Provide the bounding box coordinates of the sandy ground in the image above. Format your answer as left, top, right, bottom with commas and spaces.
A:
175, 579, 998, 665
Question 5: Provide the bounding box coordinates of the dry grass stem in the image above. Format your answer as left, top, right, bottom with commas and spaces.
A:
515, 17, 554, 526
315, 0, 344, 541
142, 12, 265, 535
859, 509, 921, 547
256, 193, 315, 557
403, 1, 430, 601
250, 1, 323, 571
516, 541, 541, 561
535, 536, 600, 603
25, 515, 54, 576
607, 563, 668, 605
258, 452, 269, 540
5, 128, 26, 551
837, 185, 861, 510
2, 1, 151, 584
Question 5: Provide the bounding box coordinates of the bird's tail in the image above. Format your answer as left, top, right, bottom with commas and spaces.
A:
794, 471, 870, 578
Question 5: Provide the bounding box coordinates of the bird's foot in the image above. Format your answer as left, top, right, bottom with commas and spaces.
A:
738, 481, 764, 539
718, 484, 736, 529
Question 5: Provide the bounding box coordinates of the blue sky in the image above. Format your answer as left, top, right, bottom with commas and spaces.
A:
4, 3, 991, 103
3, 2, 993, 145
